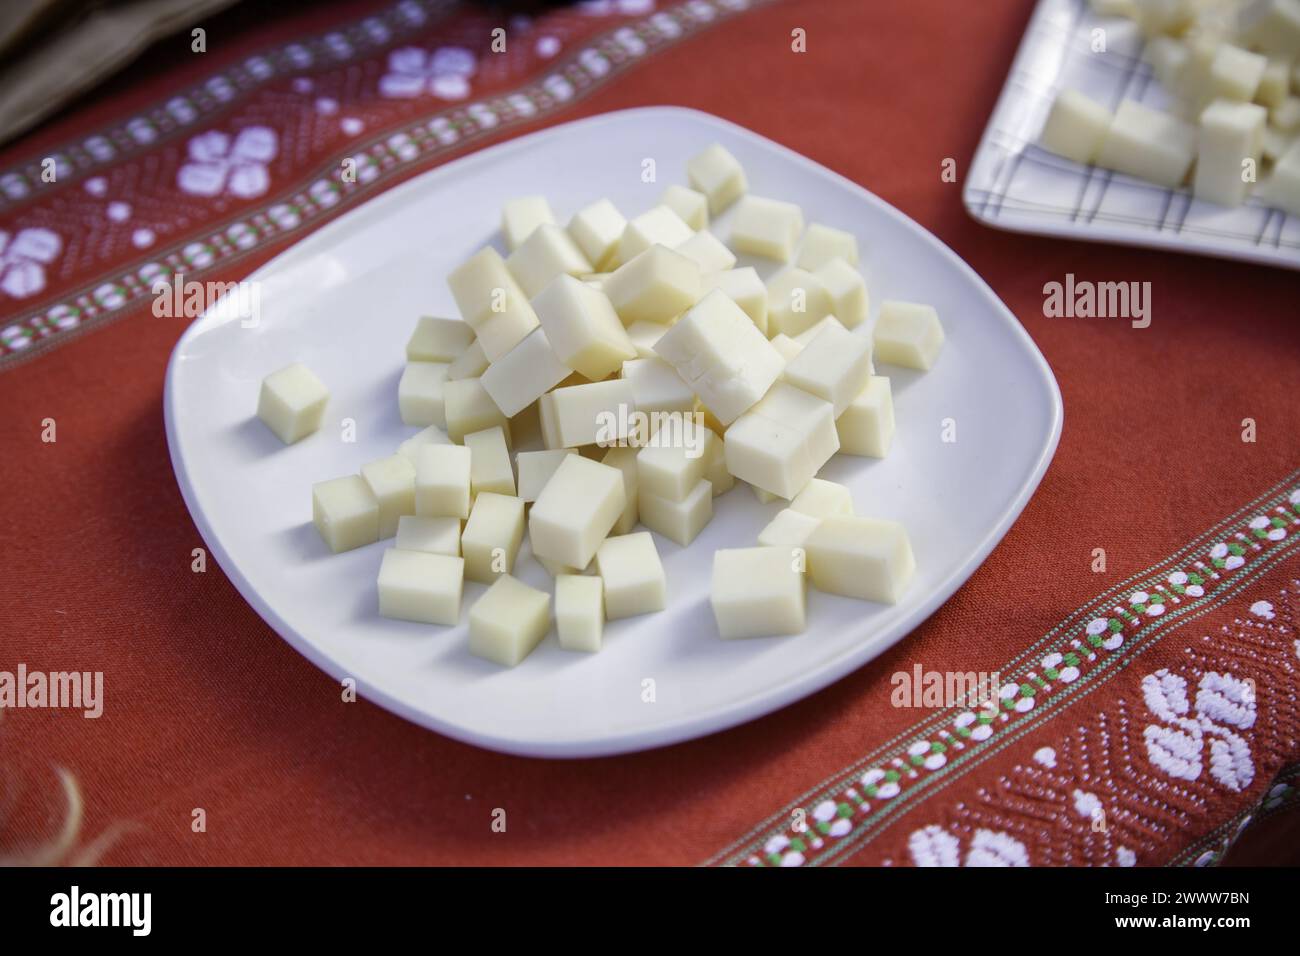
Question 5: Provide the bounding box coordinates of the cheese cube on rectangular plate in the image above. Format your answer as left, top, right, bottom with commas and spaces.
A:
757, 508, 821, 548
639, 477, 712, 546
814, 258, 868, 329
660, 184, 709, 229
257, 363, 328, 444
312, 475, 379, 553
1038, 89, 1112, 165
394, 514, 460, 556
461, 491, 525, 583
1263, 139, 1300, 214
837, 375, 894, 458
618, 205, 694, 264
604, 244, 700, 326
790, 478, 854, 518
701, 266, 767, 333
675, 230, 736, 273
469, 574, 551, 667
539, 378, 637, 448
595, 532, 667, 619
406, 316, 475, 362
360, 453, 417, 538
464, 426, 515, 497
1194, 99, 1266, 206
480, 328, 570, 418
766, 267, 832, 338
621, 356, 694, 414
443, 377, 510, 443
567, 198, 626, 271
1096, 99, 1197, 187
501, 195, 554, 251
378, 549, 464, 626
446, 247, 539, 361
1209, 44, 1267, 102
874, 301, 944, 370
515, 448, 575, 502
398, 361, 450, 427
796, 223, 859, 271
686, 143, 748, 214
782, 321, 873, 416
730, 195, 804, 262
711, 547, 806, 639
724, 382, 839, 499
529, 455, 626, 568
807, 515, 915, 604
654, 290, 783, 426
415, 444, 471, 519
532, 274, 636, 381
556, 574, 604, 652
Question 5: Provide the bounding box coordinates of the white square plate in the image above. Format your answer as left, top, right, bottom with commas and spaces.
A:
966, 0, 1300, 269
165, 106, 1061, 757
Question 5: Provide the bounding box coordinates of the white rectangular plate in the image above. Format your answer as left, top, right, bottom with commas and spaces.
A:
966, 0, 1300, 269
165, 106, 1061, 758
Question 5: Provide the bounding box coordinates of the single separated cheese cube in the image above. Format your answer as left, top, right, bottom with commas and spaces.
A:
506, 223, 593, 299
528, 455, 626, 568
796, 223, 860, 271
1194, 99, 1267, 206
469, 574, 551, 667
766, 267, 832, 338
790, 478, 854, 518
556, 574, 604, 652
257, 363, 328, 444
724, 382, 839, 499
601, 446, 640, 535
1096, 99, 1197, 186
701, 266, 767, 333
447, 247, 539, 360
757, 508, 821, 548
621, 357, 694, 414
815, 258, 868, 329
312, 475, 379, 553
711, 547, 806, 639
360, 454, 417, 538
394, 514, 460, 556
873, 301, 945, 370
447, 339, 489, 380
532, 274, 636, 381
618, 205, 695, 265
660, 184, 709, 229
464, 426, 514, 497
806, 515, 915, 604
378, 549, 464, 626
443, 377, 510, 443
461, 491, 525, 583
567, 198, 626, 271
782, 321, 873, 416
398, 361, 450, 427
480, 328, 571, 418
406, 316, 475, 362
415, 444, 472, 519
1039, 89, 1113, 165
594, 532, 667, 619
654, 290, 784, 426
638, 478, 713, 546
604, 244, 701, 326
501, 195, 554, 251
730, 195, 804, 262
516, 449, 576, 502
674, 230, 736, 273
538, 378, 638, 448
686, 143, 748, 214
837, 375, 895, 458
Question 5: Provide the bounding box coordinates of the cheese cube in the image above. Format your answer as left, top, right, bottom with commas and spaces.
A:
406, 316, 475, 362
604, 244, 701, 326
1144, 36, 1190, 88
501, 195, 554, 251
461, 491, 525, 583
1039, 89, 1112, 164
660, 184, 709, 229
1194, 99, 1267, 206
1238, 0, 1300, 58
567, 198, 626, 271
814, 258, 869, 329
782, 321, 873, 416
654, 290, 784, 426
638, 478, 712, 546
767, 267, 833, 338
360, 454, 417, 538
1132, 0, 1195, 37
257, 363, 329, 444
312, 475, 379, 553
443, 377, 510, 443
694, 396, 726, 435
1096, 99, 1197, 186
378, 549, 464, 626
806, 515, 915, 604
636, 423, 711, 500
704, 432, 734, 496
730, 195, 804, 262
724, 382, 839, 499
447, 248, 539, 361
538, 555, 591, 578
556, 574, 604, 652
796, 223, 860, 271
701, 266, 767, 333
626, 319, 671, 359
1275, 96, 1300, 132
686, 143, 748, 214
415, 444, 472, 519
1209, 44, 1268, 101
528, 455, 626, 568
621, 357, 694, 414
837, 375, 895, 458
469, 575, 551, 667
790, 478, 854, 518
750, 483, 787, 505
464, 426, 514, 497
594, 532, 667, 619
874, 301, 945, 370
1263, 138, 1300, 213
516, 448, 575, 502
480, 328, 570, 418
1263, 126, 1295, 162
397, 424, 451, 464
394, 515, 460, 556
1256, 57, 1293, 109
675, 230, 737, 273
506, 223, 593, 299
446, 338, 489, 380
538, 378, 638, 448
601, 446, 640, 535
532, 274, 636, 381
770, 333, 804, 362
711, 547, 806, 639
793, 314, 847, 347
618, 205, 695, 265
398, 361, 450, 428
757, 508, 821, 548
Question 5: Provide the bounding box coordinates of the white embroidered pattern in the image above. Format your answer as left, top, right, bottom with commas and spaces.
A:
1142, 669, 1256, 792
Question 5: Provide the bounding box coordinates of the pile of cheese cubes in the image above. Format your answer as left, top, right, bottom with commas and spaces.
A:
263, 143, 945, 666
1039, 0, 1300, 212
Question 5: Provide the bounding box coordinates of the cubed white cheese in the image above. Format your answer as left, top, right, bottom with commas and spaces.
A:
446, 338, 489, 380
538, 378, 638, 448
711, 546, 806, 639
837, 375, 895, 458
397, 424, 451, 464
796, 223, 860, 271
789, 478, 854, 518
730, 195, 804, 262
604, 244, 701, 326
595, 532, 667, 619
532, 274, 636, 381
567, 198, 626, 271
312, 475, 379, 553
724, 382, 839, 499
398, 361, 450, 428
781, 321, 873, 416
1039, 89, 1113, 164
463, 425, 515, 497
556, 574, 604, 652
447, 247, 539, 361
766, 267, 833, 338
480, 327, 571, 418
700, 266, 767, 333
406, 316, 475, 363
501, 195, 554, 251
461, 491, 525, 584
415, 444, 472, 519
528, 454, 627, 568
618, 205, 694, 265
601, 445, 640, 535
660, 184, 709, 229
378, 549, 464, 626
806, 515, 915, 604
1096, 99, 1197, 187
814, 258, 869, 329
757, 508, 821, 548
621, 356, 694, 415
686, 143, 748, 214
675, 230, 737, 273
516, 448, 575, 502
638, 477, 713, 546
873, 301, 945, 371
360, 453, 417, 538
394, 514, 460, 556
468, 574, 551, 667
443, 377, 510, 443
626, 319, 672, 359
1194, 98, 1267, 206
257, 363, 329, 444
506, 223, 593, 299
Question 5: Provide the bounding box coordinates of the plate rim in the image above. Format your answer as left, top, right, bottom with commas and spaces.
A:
165, 105, 1064, 758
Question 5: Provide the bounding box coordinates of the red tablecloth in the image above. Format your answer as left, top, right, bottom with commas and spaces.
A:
1, 0, 1298, 866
